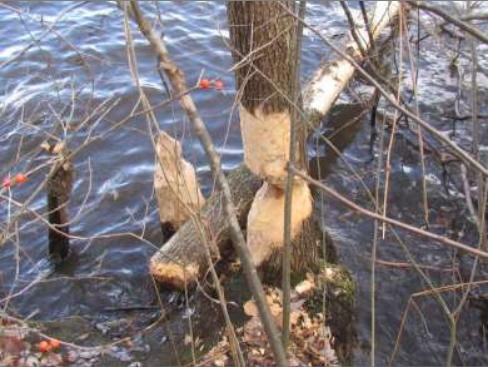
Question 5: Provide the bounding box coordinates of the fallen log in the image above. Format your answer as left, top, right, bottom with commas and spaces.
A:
149, 2, 401, 289
150, 164, 334, 289
150, 165, 261, 289
303, 1, 400, 126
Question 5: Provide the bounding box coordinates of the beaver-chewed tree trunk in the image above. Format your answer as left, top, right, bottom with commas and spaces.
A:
227, 1, 315, 270
149, 1, 400, 288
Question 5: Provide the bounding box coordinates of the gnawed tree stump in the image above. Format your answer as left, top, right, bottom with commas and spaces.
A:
227, 1, 315, 272
154, 131, 205, 240
150, 164, 334, 290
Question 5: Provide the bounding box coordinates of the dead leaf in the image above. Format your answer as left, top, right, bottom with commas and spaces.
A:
243, 301, 259, 317
295, 279, 315, 296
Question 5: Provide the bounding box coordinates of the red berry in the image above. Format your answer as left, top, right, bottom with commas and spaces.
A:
2, 177, 10, 189
15, 173, 27, 184
214, 80, 224, 91
49, 339, 61, 349
199, 79, 211, 89
39, 341, 50, 353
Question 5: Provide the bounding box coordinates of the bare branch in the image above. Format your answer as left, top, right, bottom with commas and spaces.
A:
411, 2, 488, 44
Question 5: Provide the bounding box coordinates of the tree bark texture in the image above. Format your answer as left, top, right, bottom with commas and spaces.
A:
227, 1, 295, 115
227, 1, 300, 186
227, 1, 314, 274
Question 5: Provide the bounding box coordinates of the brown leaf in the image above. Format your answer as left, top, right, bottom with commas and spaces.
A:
295, 279, 315, 297
243, 300, 259, 317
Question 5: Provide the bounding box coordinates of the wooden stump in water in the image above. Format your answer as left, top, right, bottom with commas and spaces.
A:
43, 142, 73, 262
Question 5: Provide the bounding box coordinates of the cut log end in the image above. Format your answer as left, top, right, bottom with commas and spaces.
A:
149, 259, 200, 290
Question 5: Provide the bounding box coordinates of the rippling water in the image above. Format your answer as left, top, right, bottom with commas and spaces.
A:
1, 1, 487, 366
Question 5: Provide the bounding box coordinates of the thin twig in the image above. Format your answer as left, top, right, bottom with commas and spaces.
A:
282, 0, 306, 349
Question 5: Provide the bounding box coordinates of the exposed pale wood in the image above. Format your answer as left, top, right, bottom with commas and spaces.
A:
227, 1, 297, 188
247, 180, 313, 266
228, 1, 314, 278
154, 131, 204, 238
239, 106, 296, 188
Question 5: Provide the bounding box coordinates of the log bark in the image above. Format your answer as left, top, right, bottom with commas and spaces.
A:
303, 1, 400, 127
150, 2, 400, 289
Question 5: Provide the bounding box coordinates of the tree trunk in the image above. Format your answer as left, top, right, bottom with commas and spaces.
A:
227, 1, 298, 186
227, 1, 314, 270
154, 131, 205, 241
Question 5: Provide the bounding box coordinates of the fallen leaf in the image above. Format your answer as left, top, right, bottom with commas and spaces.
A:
243, 300, 259, 317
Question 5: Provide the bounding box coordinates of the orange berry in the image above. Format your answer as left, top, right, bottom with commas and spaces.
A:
214, 80, 224, 91
15, 173, 27, 184
39, 341, 50, 353
2, 177, 10, 189
49, 339, 61, 349
199, 79, 211, 89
